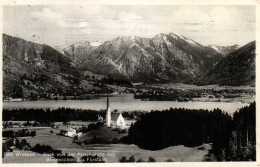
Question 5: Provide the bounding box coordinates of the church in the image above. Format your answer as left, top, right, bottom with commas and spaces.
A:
106, 95, 126, 128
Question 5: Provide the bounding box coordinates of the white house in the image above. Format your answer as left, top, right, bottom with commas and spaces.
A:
60, 127, 82, 137
111, 112, 126, 127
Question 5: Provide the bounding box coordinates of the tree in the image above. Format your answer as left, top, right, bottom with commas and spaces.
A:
73, 135, 78, 143
147, 157, 156, 162
31, 131, 36, 137
119, 156, 127, 162
15, 138, 21, 149
2, 144, 8, 158
128, 155, 135, 162
5, 139, 14, 148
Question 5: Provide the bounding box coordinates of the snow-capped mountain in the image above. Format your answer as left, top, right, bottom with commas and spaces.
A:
208, 44, 240, 57
54, 41, 100, 64
80, 33, 224, 83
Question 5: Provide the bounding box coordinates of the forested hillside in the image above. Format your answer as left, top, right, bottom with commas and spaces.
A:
127, 102, 255, 161
199, 41, 255, 86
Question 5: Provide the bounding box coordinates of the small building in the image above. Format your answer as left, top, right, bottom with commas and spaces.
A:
111, 112, 126, 127
60, 127, 82, 137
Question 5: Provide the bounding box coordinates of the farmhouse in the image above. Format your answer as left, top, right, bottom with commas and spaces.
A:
60, 127, 82, 137
106, 95, 125, 128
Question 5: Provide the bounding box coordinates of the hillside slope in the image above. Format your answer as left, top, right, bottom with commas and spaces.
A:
2, 34, 80, 98
199, 41, 255, 86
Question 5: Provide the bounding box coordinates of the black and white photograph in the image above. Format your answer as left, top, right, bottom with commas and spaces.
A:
1, 1, 257, 163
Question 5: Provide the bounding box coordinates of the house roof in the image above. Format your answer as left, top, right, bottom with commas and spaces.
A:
111, 112, 122, 121
9, 146, 16, 149
58, 127, 76, 131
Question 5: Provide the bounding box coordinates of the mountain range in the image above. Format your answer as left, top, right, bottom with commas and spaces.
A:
2, 32, 255, 97
71, 33, 226, 82
54, 33, 244, 83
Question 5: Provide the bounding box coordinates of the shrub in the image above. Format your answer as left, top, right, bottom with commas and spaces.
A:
128, 155, 135, 162
112, 138, 120, 144
119, 156, 127, 162
31, 131, 36, 137
33, 144, 53, 154
147, 156, 156, 162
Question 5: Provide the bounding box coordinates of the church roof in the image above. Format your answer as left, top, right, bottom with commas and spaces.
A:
111, 112, 121, 121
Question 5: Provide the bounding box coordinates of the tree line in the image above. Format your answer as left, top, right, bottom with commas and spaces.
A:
3, 129, 36, 138
2, 108, 107, 126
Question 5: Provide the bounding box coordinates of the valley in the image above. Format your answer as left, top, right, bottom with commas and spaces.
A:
2, 33, 255, 102
2, 30, 256, 163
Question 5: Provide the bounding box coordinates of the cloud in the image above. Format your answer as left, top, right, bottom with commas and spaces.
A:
33, 8, 66, 27
3, 5, 255, 46
118, 11, 142, 20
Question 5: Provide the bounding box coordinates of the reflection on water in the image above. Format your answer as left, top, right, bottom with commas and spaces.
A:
3, 94, 249, 115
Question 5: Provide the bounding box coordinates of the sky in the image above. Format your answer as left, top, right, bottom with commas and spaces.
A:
3, 5, 256, 47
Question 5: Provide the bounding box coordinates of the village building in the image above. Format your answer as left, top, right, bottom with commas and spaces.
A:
60, 127, 82, 137
110, 112, 126, 127
106, 95, 125, 128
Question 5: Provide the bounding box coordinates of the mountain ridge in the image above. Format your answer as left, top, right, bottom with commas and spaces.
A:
79, 32, 225, 83
199, 41, 255, 86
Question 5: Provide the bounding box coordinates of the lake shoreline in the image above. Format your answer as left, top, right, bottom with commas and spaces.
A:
2, 94, 254, 115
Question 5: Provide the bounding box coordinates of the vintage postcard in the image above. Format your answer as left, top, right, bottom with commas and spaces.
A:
1, 0, 258, 165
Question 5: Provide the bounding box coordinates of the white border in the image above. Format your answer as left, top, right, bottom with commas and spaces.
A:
0, 0, 259, 166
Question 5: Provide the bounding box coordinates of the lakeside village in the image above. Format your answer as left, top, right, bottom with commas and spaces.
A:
2, 96, 133, 161
3, 95, 129, 133
3, 83, 255, 103
2, 95, 256, 162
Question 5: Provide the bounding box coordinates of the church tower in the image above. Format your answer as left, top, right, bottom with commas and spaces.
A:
106, 95, 111, 126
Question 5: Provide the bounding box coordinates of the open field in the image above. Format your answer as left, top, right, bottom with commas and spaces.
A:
150, 83, 255, 90
3, 122, 212, 163
3, 143, 211, 163
23, 135, 80, 148
78, 126, 128, 143
70, 143, 212, 162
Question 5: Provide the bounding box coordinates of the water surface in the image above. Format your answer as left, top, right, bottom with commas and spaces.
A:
2, 94, 249, 115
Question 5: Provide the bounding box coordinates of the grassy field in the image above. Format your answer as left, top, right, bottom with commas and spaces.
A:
3, 143, 211, 163
55, 143, 212, 162
78, 126, 128, 143
3, 123, 212, 163
24, 135, 80, 148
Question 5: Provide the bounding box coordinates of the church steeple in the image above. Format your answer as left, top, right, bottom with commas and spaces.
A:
107, 94, 110, 109
106, 95, 111, 126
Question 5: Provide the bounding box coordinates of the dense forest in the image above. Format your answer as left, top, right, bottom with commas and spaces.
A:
126, 102, 255, 161
2, 108, 106, 126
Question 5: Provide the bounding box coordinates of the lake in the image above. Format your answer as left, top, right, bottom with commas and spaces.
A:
2, 94, 250, 115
